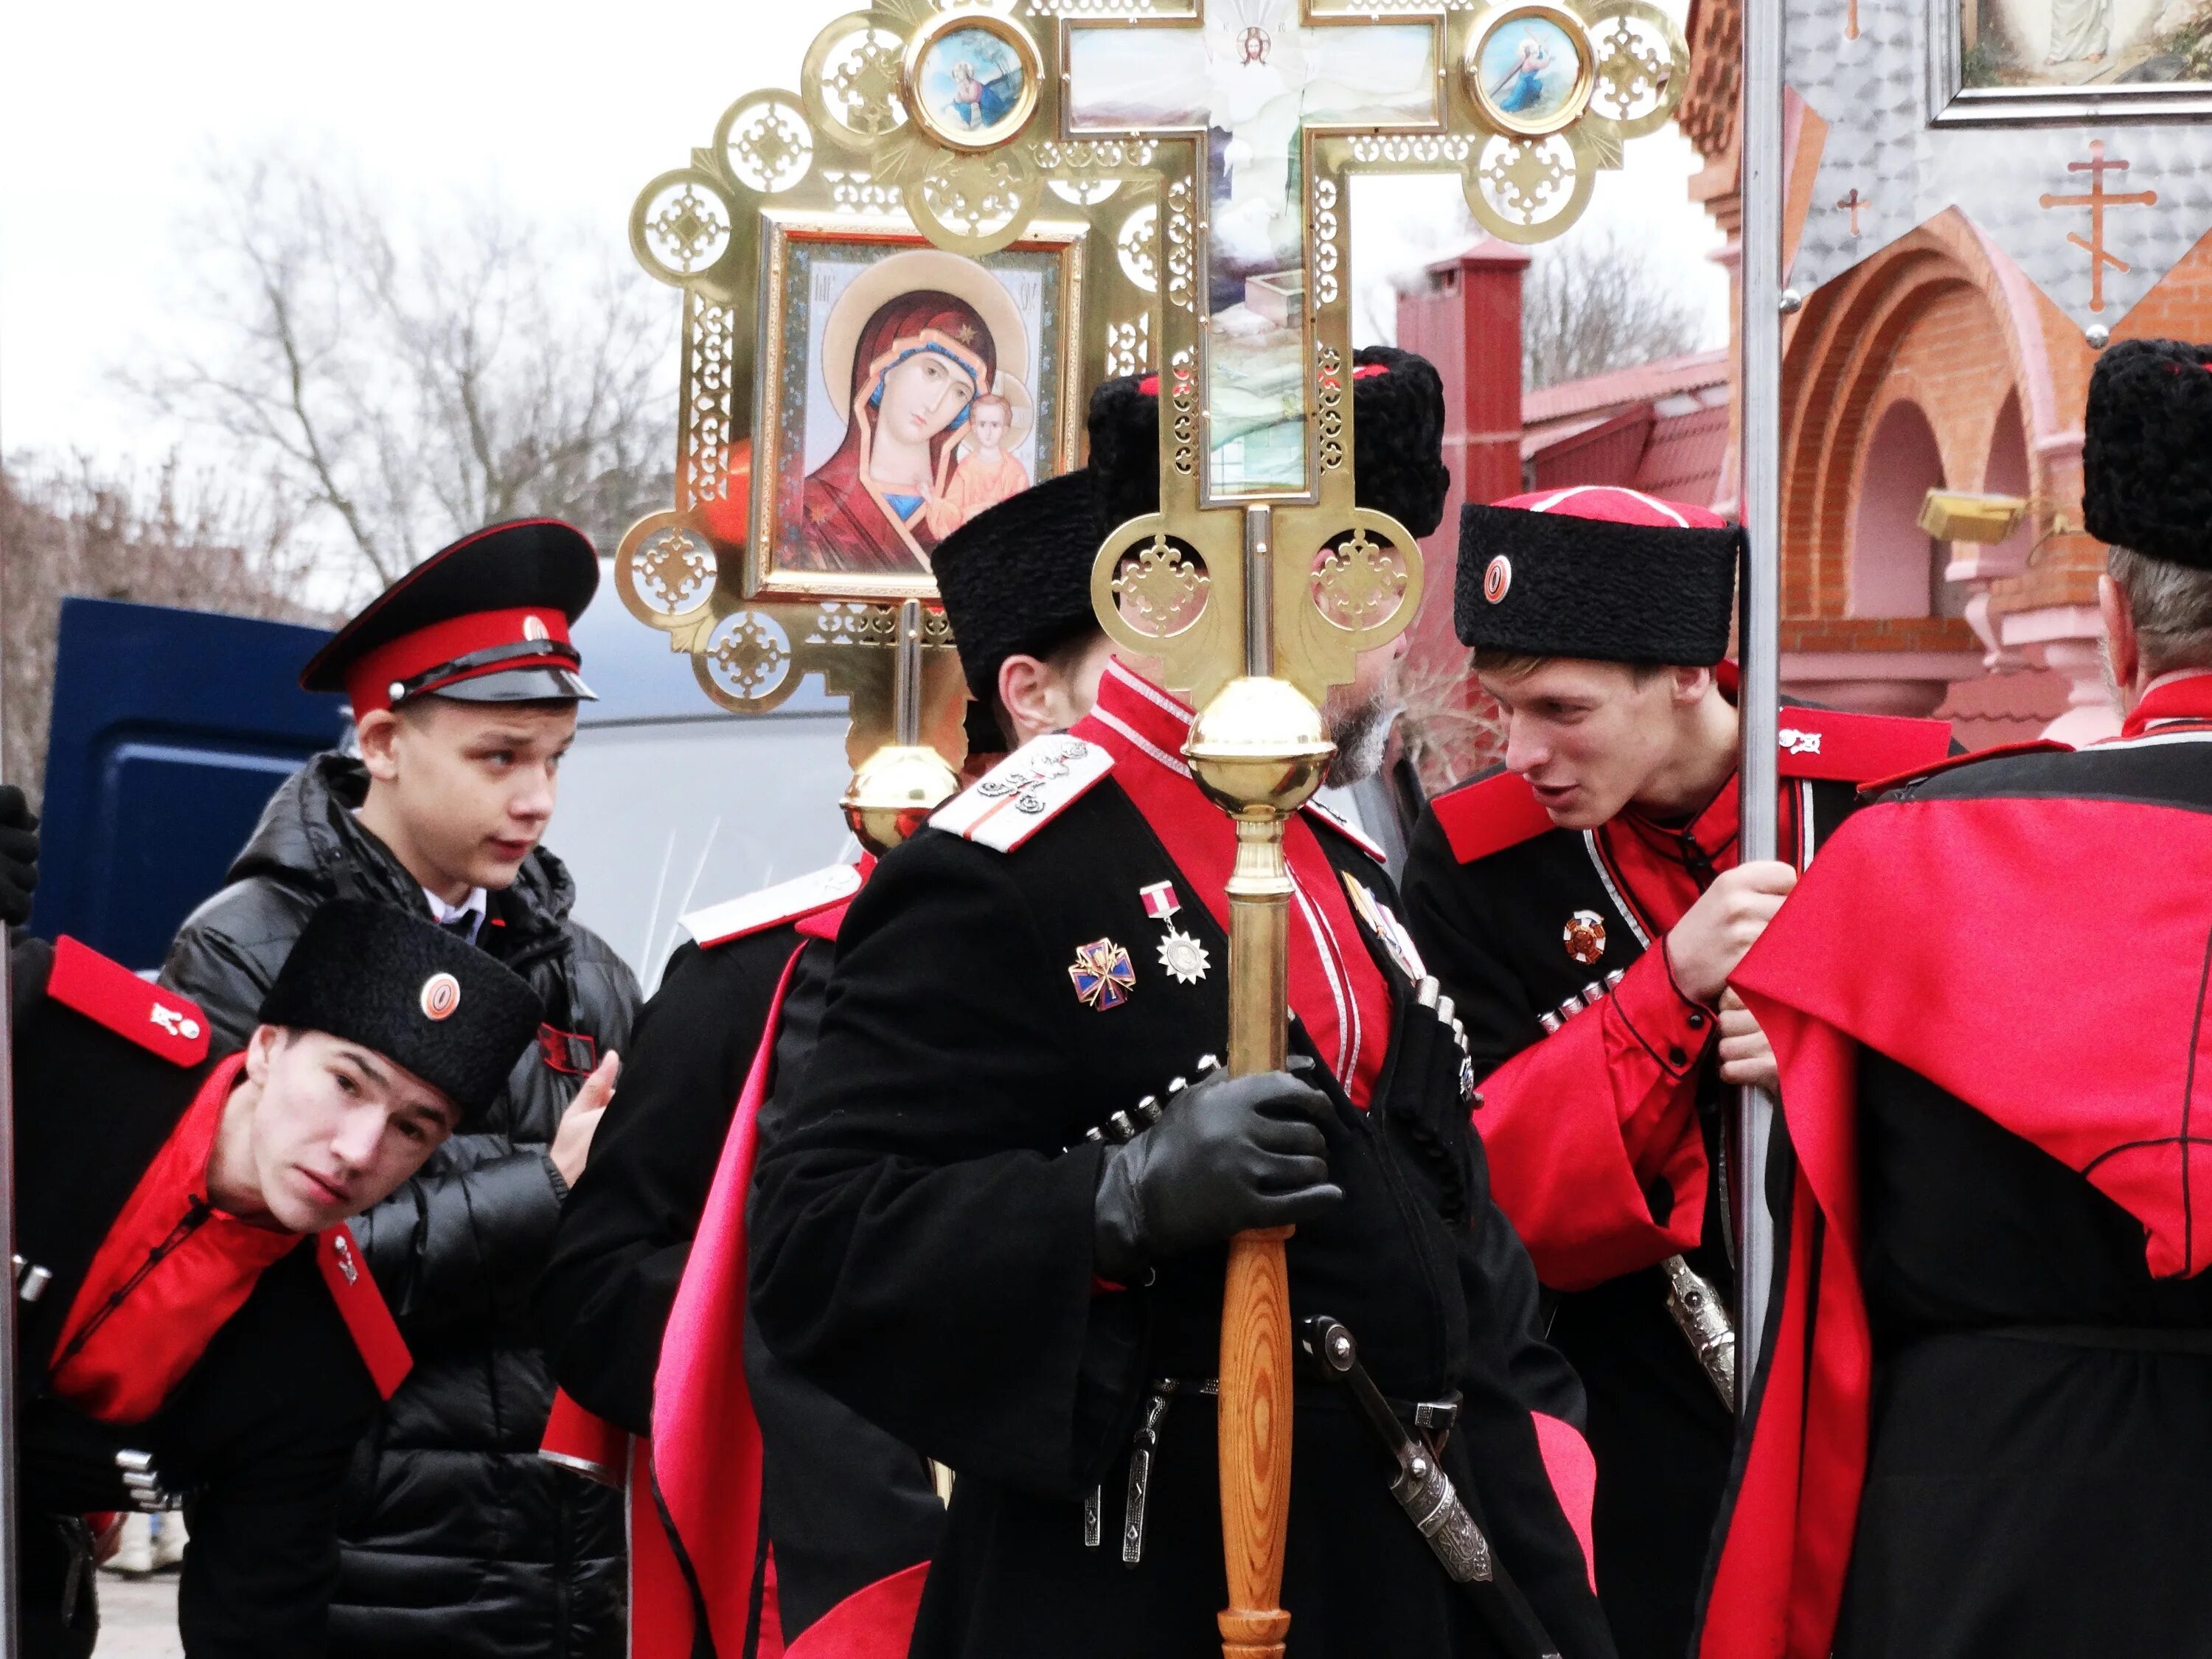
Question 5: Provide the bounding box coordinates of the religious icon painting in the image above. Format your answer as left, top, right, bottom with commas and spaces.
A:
1924, 0, 2212, 122
751, 222, 1088, 603
1464, 2, 1596, 138
905, 10, 1042, 154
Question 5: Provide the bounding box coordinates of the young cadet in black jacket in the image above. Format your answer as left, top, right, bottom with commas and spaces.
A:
1396, 487, 1950, 1659
161, 521, 639, 1658
15, 900, 542, 1658
749, 355, 1616, 1659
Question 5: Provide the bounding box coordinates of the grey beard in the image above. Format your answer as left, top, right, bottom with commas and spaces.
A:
1324, 688, 1402, 787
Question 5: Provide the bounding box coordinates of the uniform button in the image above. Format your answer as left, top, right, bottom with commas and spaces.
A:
1686, 1011, 1707, 1030
1666, 1045, 1688, 1067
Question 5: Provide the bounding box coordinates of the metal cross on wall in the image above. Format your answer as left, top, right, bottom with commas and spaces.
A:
2039, 140, 2159, 315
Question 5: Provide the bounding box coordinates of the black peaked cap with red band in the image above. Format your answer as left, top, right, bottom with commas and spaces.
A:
1088, 344, 1454, 538
1455, 484, 1742, 665
301, 518, 599, 717
2083, 336, 2212, 569
259, 900, 543, 1127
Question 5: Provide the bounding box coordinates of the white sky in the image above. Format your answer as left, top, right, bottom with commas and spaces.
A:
0, 0, 1724, 462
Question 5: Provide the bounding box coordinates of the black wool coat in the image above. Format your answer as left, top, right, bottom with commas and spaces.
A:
539, 924, 942, 1649
10, 938, 383, 1659
160, 753, 639, 1659
750, 773, 1617, 1659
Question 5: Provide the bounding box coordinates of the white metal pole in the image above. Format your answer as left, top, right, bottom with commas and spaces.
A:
1735, 0, 1786, 1399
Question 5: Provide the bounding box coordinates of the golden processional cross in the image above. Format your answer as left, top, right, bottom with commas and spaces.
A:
616, 1, 1682, 1652
1055, 6, 1684, 1655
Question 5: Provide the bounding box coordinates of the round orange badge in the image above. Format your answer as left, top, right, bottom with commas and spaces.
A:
420, 972, 462, 1020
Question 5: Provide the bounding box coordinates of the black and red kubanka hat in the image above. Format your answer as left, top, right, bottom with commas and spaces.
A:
301, 519, 600, 717
1455, 484, 1743, 666
2083, 336, 2212, 570
259, 899, 543, 1126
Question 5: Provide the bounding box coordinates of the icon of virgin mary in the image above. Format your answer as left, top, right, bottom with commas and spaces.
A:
793, 248, 1034, 575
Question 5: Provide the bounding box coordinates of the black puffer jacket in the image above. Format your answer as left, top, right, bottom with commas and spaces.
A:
161, 753, 640, 1659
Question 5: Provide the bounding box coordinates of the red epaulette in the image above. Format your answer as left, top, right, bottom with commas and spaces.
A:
1431, 771, 1557, 865
1773, 706, 1953, 785
1305, 799, 1387, 863
46, 937, 211, 1067
683, 863, 866, 950
314, 1225, 411, 1400
1854, 737, 2073, 799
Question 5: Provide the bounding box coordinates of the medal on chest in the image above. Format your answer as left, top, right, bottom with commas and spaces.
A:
1068, 938, 1137, 1010
1563, 908, 1607, 967
1340, 873, 1427, 982
1139, 880, 1211, 986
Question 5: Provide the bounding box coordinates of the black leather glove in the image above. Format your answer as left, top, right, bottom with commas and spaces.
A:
1093, 1065, 1343, 1281
19, 1397, 164, 1513
0, 784, 38, 928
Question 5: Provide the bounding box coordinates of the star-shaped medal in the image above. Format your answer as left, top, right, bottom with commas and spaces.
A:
1069, 938, 1136, 1010
1157, 927, 1211, 986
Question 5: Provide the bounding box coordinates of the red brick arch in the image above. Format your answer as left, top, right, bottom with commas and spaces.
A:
1778, 210, 2053, 656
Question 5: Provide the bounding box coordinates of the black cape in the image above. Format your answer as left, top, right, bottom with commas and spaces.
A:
749, 765, 1614, 1659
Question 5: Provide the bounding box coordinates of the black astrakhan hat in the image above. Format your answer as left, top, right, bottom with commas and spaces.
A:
259, 900, 543, 1124
2083, 337, 2212, 570
1455, 486, 1742, 666
1088, 344, 1453, 538
301, 519, 600, 717
931, 468, 1106, 700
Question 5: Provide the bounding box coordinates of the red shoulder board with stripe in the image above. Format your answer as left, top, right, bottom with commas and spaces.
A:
315, 1225, 412, 1400
1432, 771, 1558, 865
1773, 707, 1952, 784
1304, 799, 1387, 863
684, 863, 866, 950
47, 937, 211, 1067
1854, 737, 2073, 799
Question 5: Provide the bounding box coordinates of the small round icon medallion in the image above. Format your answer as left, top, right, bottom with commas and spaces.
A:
1484, 555, 1513, 605
522, 614, 551, 641
420, 972, 462, 1021
1562, 909, 1607, 966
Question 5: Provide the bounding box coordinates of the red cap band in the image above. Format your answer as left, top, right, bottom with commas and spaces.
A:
346, 607, 576, 717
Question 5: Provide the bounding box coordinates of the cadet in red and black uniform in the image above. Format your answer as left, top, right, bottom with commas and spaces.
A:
535, 855, 947, 1659
14, 898, 541, 1658
1397, 487, 1950, 1659
749, 358, 1618, 1659
1699, 339, 2212, 1658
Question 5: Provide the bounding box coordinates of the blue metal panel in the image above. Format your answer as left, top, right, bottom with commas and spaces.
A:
35, 599, 344, 970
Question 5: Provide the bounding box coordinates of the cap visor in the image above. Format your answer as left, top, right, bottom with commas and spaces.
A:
428, 667, 597, 705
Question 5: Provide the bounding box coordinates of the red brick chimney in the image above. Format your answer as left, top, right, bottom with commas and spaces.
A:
1394, 240, 1531, 686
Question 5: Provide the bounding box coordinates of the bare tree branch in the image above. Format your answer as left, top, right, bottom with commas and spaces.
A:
119, 146, 675, 595
0, 453, 325, 800
1520, 226, 1710, 390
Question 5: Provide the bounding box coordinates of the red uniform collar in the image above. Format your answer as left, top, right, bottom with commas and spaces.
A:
50, 1054, 302, 1422
1074, 661, 1393, 1110
2118, 669, 2212, 738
